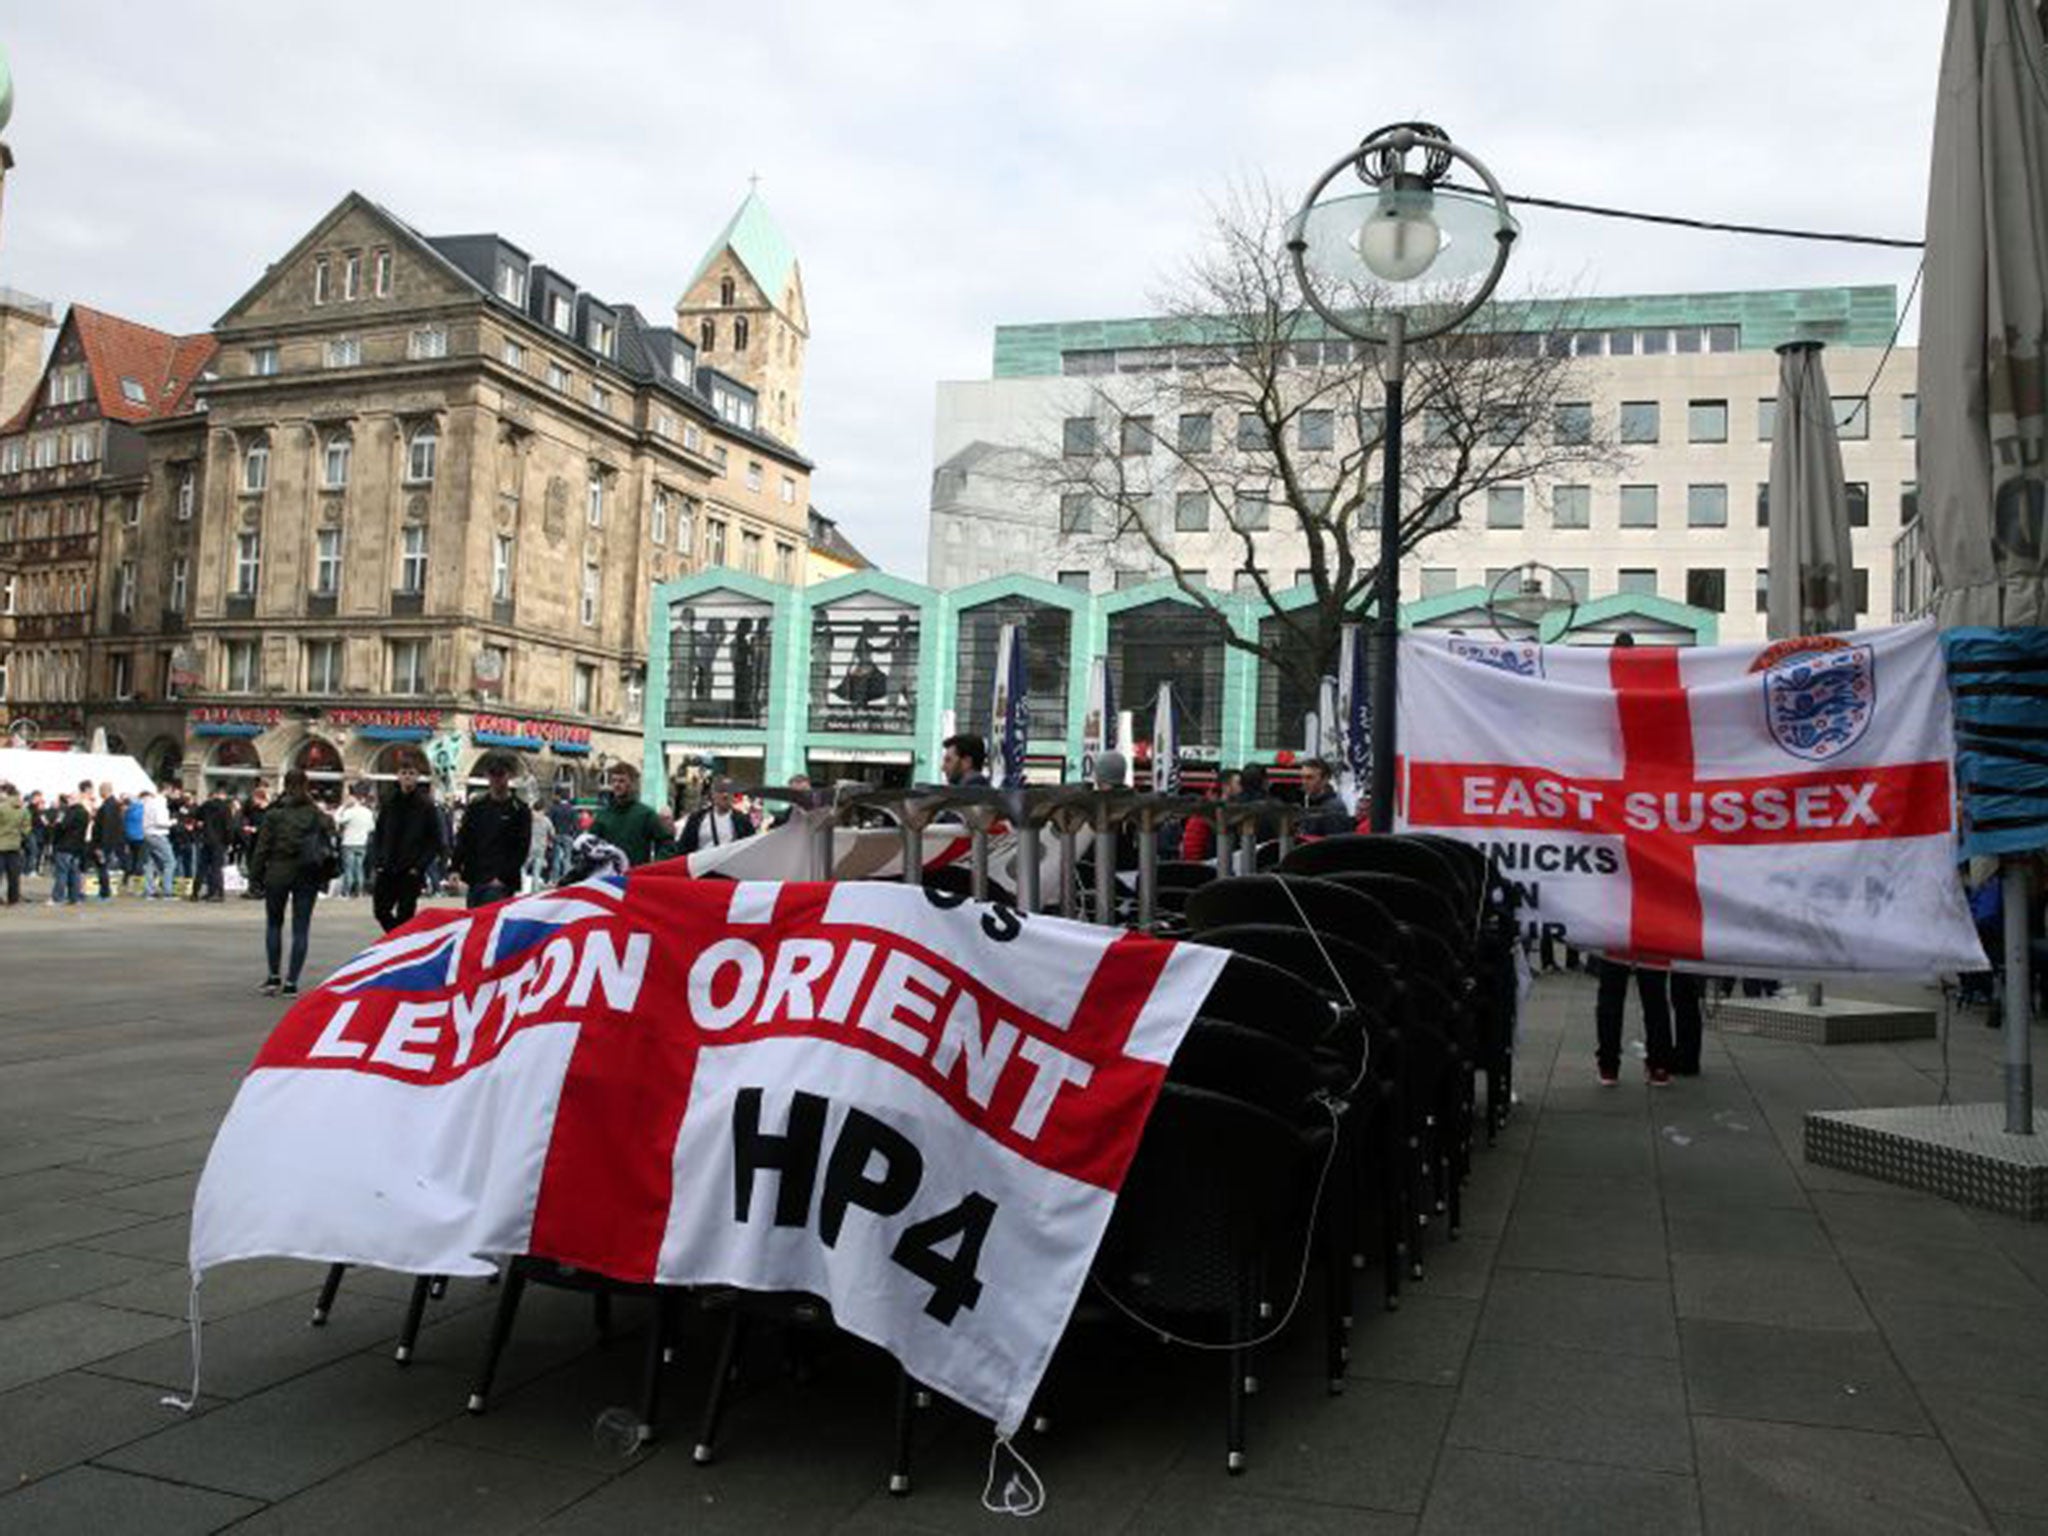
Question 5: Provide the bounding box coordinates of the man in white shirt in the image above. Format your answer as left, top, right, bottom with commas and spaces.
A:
680, 778, 757, 854
139, 788, 176, 900
334, 789, 376, 897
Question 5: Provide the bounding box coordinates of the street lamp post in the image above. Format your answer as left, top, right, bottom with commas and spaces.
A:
1286, 124, 1518, 831
1485, 561, 1581, 641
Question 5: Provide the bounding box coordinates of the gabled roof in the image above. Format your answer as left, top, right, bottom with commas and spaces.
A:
807, 508, 871, 570
1, 306, 217, 434
685, 190, 798, 306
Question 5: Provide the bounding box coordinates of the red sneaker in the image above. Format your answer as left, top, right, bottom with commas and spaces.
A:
1598, 1067, 1619, 1086
1647, 1067, 1673, 1087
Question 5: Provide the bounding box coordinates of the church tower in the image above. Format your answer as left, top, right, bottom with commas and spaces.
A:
676, 187, 808, 446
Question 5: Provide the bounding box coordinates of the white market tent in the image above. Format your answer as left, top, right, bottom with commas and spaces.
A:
0, 748, 155, 802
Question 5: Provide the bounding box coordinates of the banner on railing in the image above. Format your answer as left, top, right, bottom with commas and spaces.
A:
1398, 621, 1985, 975
189, 871, 1224, 1434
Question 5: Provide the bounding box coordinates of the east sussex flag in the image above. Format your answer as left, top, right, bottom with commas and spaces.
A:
1397, 621, 1985, 976
190, 869, 1226, 1434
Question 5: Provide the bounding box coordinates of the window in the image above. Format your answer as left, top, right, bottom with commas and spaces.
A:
1687, 400, 1728, 443
389, 639, 427, 695
314, 528, 342, 595
250, 345, 279, 377
654, 412, 677, 441
780, 475, 797, 506
586, 466, 605, 526
373, 248, 392, 296
545, 361, 571, 392
549, 294, 573, 333
29, 433, 57, 469
1553, 402, 1593, 444
1059, 494, 1093, 535
399, 525, 428, 594
1062, 417, 1096, 457
122, 494, 140, 528
1853, 567, 1870, 614
226, 638, 261, 693
1847, 481, 1870, 527
651, 490, 669, 545
1756, 483, 1770, 528
1234, 491, 1270, 531
408, 327, 447, 360
1120, 415, 1154, 456
502, 338, 525, 369
733, 317, 749, 352
745, 461, 763, 493
481, 644, 511, 695
1687, 483, 1728, 528
0, 439, 20, 474
496, 262, 526, 304
1902, 394, 1919, 439
1902, 482, 1919, 524
324, 337, 360, 369
573, 661, 596, 713
1640, 329, 1670, 356
1833, 396, 1870, 439
588, 317, 616, 357
406, 424, 437, 484
343, 251, 361, 300
313, 256, 330, 305
1552, 485, 1591, 529
168, 556, 188, 614
774, 543, 796, 583
712, 444, 728, 473
242, 442, 269, 493
676, 500, 695, 555
66, 427, 97, 464
1619, 485, 1658, 527
304, 639, 341, 694
684, 423, 702, 452
720, 276, 736, 307
1686, 568, 1726, 612
1178, 413, 1212, 453
1175, 491, 1210, 532
1057, 570, 1091, 592
1486, 485, 1525, 529
1617, 568, 1658, 596
1420, 567, 1457, 598
580, 561, 600, 626
705, 519, 727, 564
1756, 568, 1771, 613
700, 318, 716, 350
1757, 399, 1778, 441
1298, 410, 1334, 451
492, 533, 513, 600
1236, 415, 1272, 452
741, 531, 763, 574
1619, 401, 1660, 443
1553, 567, 1590, 605
115, 561, 136, 615
1487, 407, 1531, 447
322, 435, 351, 489
589, 384, 611, 414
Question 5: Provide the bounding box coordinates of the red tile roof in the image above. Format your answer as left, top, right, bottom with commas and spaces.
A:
1, 305, 217, 434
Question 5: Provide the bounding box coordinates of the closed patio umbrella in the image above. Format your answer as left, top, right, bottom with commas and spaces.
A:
1765, 341, 1856, 640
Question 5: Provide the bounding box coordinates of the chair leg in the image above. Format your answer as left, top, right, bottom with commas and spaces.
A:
311, 1263, 345, 1326
635, 1291, 675, 1447
693, 1310, 748, 1465
466, 1262, 528, 1412
889, 1365, 915, 1495
1225, 1345, 1248, 1474
395, 1275, 434, 1364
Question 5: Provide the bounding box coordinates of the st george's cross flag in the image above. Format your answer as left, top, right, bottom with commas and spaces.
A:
189, 869, 1226, 1435
1398, 621, 1985, 976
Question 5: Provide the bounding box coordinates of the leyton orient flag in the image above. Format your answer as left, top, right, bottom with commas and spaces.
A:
1398, 622, 1985, 975
190, 869, 1226, 1434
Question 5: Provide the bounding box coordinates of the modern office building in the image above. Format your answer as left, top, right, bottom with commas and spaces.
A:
929, 286, 1918, 646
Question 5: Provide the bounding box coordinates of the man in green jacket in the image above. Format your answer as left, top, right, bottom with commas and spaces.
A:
590, 762, 666, 867
0, 781, 29, 906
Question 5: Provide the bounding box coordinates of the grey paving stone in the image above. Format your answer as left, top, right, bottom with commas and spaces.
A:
1833, 1237, 2046, 1315
1447, 1341, 1691, 1474
0, 1464, 259, 1535
1811, 1188, 1989, 1248
87, 1283, 416, 1400
1692, 1415, 1989, 1535
1665, 1203, 1834, 1261
1216, 1375, 1452, 1513
1872, 1298, 2048, 1401
0, 1369, 222, 1489
87, 1172, 200, 1219
1408, 1233, 1497, 1302
0, 1199, 158, 1262
0, 1300, 188, 1394
1419, 1447, 1700, 1536
1512, 1172, 1663, 1222
1671, 1253, 1875, 1333
226, 1437, 605, 1534
0, 1165, 130, 1216
0, 1245, 173, 1320
98, 1350, 471, 1502
90, 1255, 327, 1322
1477, 1268, 1678, 1359
1123, 1487, 1418, 1535
1342, 1294, 1480, 1388
1679, 1319, 1930, 1434
71, 1213, 191, 1264
1497, 1208, 1668, 1280
1525, 1129, 1657, 1182
1921, 1389, 2048, 1516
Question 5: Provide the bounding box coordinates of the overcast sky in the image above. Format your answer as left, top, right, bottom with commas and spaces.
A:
2, 1, 1940, 577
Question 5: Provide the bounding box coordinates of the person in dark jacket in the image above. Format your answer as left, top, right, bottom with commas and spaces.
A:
248, 768, 336, 996
195, 786, 235, 901
453, 758, 533, 907
1297, 756, 1353, 837
590, 762, 667, 866
51, 792, 92, 906
679, 777, 756, 855
90, 782, 125, 900
370, 759, 446, 931
237, 786, 270, 900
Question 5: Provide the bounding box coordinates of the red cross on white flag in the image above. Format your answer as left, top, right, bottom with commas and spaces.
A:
1397, 622, 1985, 976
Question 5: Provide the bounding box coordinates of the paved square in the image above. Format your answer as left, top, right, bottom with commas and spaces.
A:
1, 891, 2044, 1532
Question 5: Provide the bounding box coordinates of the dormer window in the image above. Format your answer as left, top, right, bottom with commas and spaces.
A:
119, 377, 148, 406
549, 294, 573, 333
587, 318, 615, 357
495, 262, 526, 304
669, 352, 692, 386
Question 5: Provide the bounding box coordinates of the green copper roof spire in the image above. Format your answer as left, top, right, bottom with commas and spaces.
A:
686, 186, 798, 306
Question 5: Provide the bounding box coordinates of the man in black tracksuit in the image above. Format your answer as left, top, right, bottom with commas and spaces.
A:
453, 759, 532, 908
370, 761, 447, 932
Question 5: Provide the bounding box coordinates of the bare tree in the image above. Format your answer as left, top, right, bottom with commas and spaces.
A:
1039, 182, 1625, 716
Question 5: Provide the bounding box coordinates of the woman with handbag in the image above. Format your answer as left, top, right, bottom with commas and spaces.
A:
248, 768, 338, 998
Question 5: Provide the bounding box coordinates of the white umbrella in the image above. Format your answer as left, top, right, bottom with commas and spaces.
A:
1765, 341, 1855, 640
1079, 655, 1113, 783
